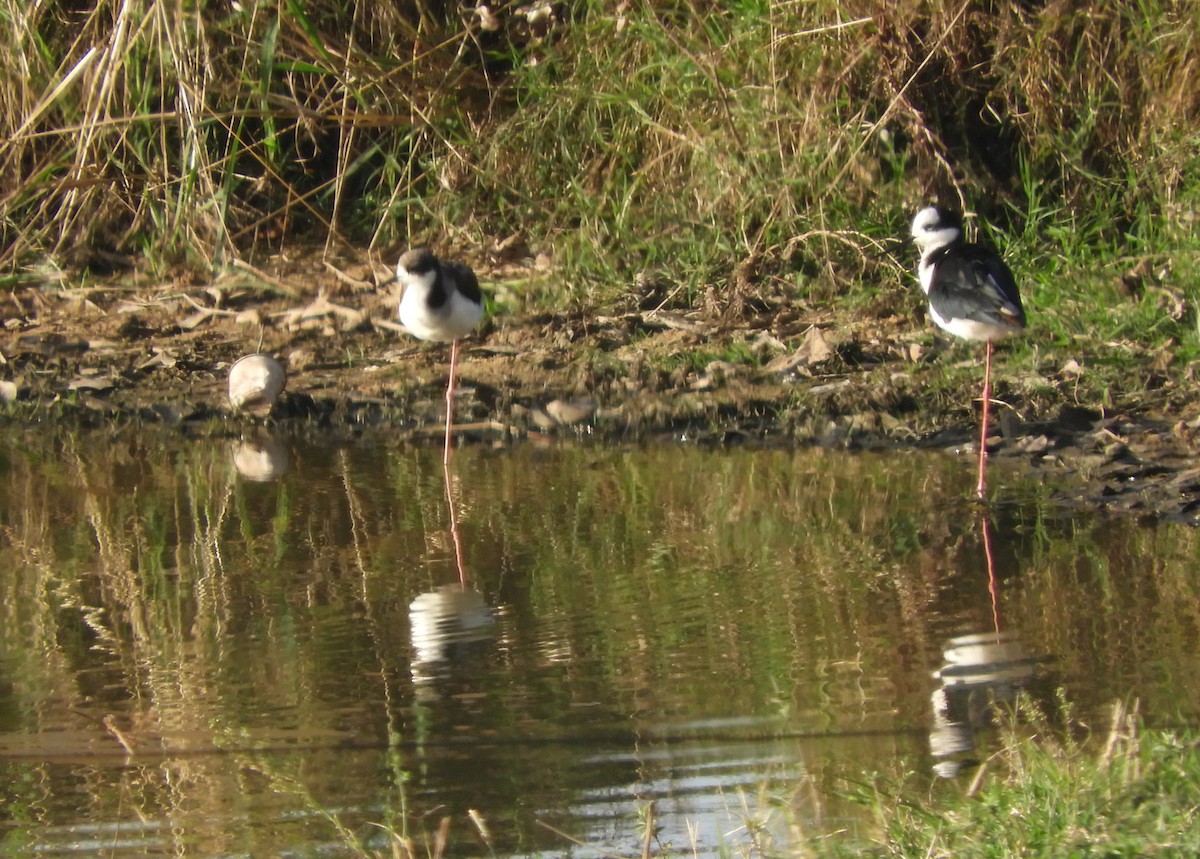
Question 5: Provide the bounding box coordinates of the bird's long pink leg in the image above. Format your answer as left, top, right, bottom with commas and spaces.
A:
443, 455, 468, 586
976, 340, 993, 500
444, 339, 460, 465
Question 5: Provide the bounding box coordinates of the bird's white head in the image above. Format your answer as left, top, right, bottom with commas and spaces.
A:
396, 247, 440, 292
910, 206, 963, 255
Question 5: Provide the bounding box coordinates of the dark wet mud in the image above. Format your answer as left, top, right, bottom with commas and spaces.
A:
3, 255, 1199, 523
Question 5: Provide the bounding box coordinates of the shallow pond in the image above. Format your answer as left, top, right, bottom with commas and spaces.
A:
1, 430, 1199, 856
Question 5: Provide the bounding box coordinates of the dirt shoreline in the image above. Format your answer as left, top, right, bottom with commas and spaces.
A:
3, 259, 1200, 524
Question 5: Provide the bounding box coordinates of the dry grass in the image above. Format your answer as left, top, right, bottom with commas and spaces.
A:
0, 0, 508, 272
1, 0, 1198, 316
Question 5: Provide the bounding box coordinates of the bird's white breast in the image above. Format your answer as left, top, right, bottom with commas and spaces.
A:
398, 270, 483, 343
927, 304, 1019, 343
917, 257, 937, 294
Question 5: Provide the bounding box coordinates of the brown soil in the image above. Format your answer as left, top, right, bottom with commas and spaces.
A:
4, 252, 1200, 523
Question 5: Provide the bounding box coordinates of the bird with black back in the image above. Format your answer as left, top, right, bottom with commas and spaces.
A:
395, 248, 486, 464
911, 206, 1027, 499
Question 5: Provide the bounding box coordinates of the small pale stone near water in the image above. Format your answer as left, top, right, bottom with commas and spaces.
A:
228, 354, 286, 417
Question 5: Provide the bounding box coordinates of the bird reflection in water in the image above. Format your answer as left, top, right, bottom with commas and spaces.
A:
409, 586, 495, 670
930, 630, 1038, 778
929, 513, 1044, 779
408, 458, 495, 684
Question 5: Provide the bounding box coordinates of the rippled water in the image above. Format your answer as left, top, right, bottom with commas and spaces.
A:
1, 429, 1198, 856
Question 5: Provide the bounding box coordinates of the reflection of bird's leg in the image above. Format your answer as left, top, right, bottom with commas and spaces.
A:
981, 512, 1000, 637
976, 340, 994, 500
444, 339, 461, 465
443, 457, 468, 586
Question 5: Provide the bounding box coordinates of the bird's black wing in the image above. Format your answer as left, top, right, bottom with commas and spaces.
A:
443, 261, 482, 304
932, 246, 1026, 329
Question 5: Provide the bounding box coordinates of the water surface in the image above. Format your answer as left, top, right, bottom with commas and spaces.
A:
1, 430, 1198, 856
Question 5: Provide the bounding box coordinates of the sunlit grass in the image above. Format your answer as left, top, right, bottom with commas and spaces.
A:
0, 0, 1197, 429
810, 702, 1200, 858
1, 1, 1194, 309
0, 0, 490, 270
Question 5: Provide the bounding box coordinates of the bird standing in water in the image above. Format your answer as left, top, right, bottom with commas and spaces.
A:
396, 248, 485, 463
911, 206, 1026, 499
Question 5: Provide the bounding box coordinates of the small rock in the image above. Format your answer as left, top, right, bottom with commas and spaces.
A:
809, 379, 851, 396
179, 310, 214, 330
475, 3, 501, 30
528, 406, 558, 432
546, 398, 597, 426
69, 375, 115, 393
764, 326, 834, 374
1014, 435, 1050, 454
229, 354, 287, 417
287, 348, 315, 371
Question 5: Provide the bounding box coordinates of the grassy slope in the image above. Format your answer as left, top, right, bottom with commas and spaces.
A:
1, 1, 1198, 421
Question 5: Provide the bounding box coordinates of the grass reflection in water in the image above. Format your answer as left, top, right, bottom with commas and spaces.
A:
1, 430, 1199, 856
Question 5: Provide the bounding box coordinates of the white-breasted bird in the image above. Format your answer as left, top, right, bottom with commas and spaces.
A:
228, 353, 286, 417
395, 248, 485, 463
911, 206, 1027, 499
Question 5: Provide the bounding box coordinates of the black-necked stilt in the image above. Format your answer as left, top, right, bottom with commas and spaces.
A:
911, 206, 1026, 499
228, 354, 286, 417
396, 248, 485, 463
409, 584, 495, 675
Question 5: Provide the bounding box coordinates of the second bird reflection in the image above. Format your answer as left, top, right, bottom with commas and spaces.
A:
408, 454, 496, 686
930, 630, 1039, 779
928, 513, 1051, 779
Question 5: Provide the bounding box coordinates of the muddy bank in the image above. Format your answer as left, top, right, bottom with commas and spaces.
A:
3, 257, 1200, 524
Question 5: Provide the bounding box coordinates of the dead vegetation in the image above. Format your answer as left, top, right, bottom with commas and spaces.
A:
2, 2, 1200, 510
1, 2, 1196, 288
